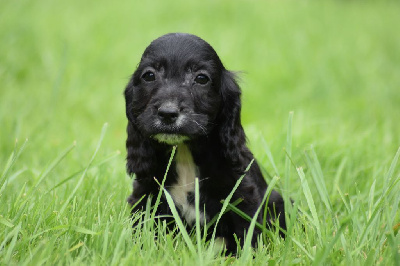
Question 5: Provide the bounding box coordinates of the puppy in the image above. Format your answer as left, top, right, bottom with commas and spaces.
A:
124, 33, 286, 253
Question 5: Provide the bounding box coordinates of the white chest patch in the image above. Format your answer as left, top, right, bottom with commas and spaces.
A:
168, 144, 204, 226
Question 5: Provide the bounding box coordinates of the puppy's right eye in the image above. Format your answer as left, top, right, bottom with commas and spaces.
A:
194, 74, 210, 85
141, 71, 155, 82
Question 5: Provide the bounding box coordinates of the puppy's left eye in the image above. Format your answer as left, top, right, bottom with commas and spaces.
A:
142, 71, 156, 82
194, 74, 210, 85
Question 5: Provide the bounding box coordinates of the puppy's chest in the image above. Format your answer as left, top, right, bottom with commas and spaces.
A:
167, 144, 205, 226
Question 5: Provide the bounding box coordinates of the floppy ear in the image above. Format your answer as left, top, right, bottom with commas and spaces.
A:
124, 77, 136, 123
218, 70, 247, 165
124, 80, 155, 177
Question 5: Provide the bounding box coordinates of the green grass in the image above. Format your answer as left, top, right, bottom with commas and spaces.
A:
1, 0, 400, 264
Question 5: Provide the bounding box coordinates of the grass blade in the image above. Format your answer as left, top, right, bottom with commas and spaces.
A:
284, 112, 294, 224
312, 218, 350, 265
383, 146, 400, 190
290, 237, 315, 261
59, 123, 108, 215
208, 160, 254, 252
296, 167, 322, 244
33, 141, 76, 189
261, 137, 280, 177
194, 178, 203, 263
284, 111, 293, 186
46, 150, 120, 193
162, 187, 197, 256
240, 175, 280, 262
305, 147, 332, 212
0, 139, 28, 194
150, 146, 176, 222
3, 223, 21, 263
0, 216, 14, 228
71, 225, 99, 235
357, 178, 400, 247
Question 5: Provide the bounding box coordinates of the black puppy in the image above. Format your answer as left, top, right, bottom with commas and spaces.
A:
124, 33, 286, 252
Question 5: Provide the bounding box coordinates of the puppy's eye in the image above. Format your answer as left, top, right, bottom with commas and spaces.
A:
194, 74, 210, 85
141, 71, 155, 82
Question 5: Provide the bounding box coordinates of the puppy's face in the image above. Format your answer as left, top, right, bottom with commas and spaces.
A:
126, 33, 224, 145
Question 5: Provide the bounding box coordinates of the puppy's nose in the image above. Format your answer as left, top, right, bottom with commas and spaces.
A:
158, 105, 179, 124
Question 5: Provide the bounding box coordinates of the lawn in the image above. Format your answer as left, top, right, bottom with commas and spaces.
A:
1, 0, 399, 264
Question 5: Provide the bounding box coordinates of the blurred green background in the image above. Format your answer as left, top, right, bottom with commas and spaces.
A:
1, 0, 399, 263
1, 0, 399, 161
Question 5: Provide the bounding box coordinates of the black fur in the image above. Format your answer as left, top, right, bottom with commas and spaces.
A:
124, 33, 287, 253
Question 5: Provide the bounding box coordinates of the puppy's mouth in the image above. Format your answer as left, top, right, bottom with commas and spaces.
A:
151, 116, 189, 144
136, 108, 210, 143
152, 133, 190, 145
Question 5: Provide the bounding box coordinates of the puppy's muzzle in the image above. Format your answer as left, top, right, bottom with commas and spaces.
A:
157, 103, 180, 124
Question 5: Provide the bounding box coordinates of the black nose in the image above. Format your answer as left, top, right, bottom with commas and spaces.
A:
158, 105, 180, 123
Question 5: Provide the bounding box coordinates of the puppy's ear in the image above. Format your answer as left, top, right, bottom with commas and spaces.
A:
124, 79, 155, 176
218, 70, 247, 165
124, 78, 135, 123
126, 121, 155, 176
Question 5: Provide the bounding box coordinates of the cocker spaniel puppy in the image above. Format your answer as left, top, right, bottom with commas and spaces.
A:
124, 33, 287, 253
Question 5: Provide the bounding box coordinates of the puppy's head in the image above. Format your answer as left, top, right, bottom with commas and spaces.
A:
125, 33, 242, 146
